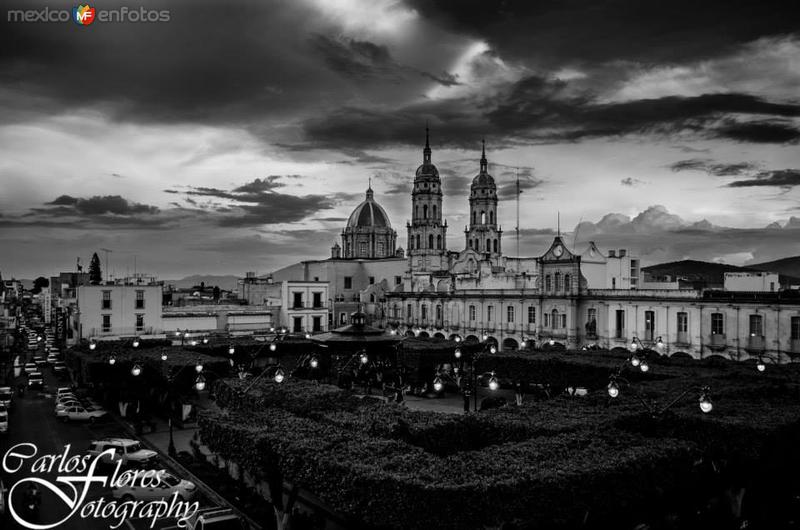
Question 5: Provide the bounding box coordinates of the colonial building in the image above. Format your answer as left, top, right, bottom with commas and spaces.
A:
379, 130, 800, 362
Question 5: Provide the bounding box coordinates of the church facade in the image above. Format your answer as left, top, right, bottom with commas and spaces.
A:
377, 132, 800, 362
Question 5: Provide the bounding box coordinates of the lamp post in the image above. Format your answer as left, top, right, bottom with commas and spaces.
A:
450, 343, 498, 412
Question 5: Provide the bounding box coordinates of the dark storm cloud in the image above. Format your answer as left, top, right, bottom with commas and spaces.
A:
620, 178, 645, 187
47, 195, 79, 206
41, 195, 159, 216
727, 169, 800, 188
714, 120, 800, 143
309, 34, 404, 82
232, 176, 289, 193
419, 71, 461, 87
669, 159, 759, 176
406, 0, 799, 65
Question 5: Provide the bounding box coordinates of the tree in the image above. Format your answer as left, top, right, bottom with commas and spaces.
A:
89, 253, 102, 284
213, 286, 220, 301
32, 276, 49, 295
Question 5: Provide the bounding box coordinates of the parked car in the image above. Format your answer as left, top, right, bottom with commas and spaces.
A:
0, 404, 8, 434
56, 387, 76, 398
112, 470, 196, 502
0, 386, 12, 408
61, 405, 107, 423
55, 400, 83, 416
24, 363, 38, 375
88, 438, 158, 467
28, 372, 44, 390
185, 507, 248, 530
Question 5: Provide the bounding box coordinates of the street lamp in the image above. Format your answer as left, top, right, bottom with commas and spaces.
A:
228, 345, 235, 355
269, 343, 277, 352
273, 367, 286, 384
305, 332, 311, 339
131, 364, 142, 377
487, 372, 499, 391
194, 374, 206, 391
309, 356, 319, 369
132, 337, 140, 348
756, 358, 766, 372
454, 347, 462, 359
489, 345, 497, 354
433, 375, 444, 393
607, 378, 620, 398
454, 335, 462, 343
202, 337, 209, 345
699, 387, 713, 413
161, 351, 168, 362
359, 351, 369, 365
108, 354, 116, 366
195, 362, 203, 373
89, 340, 97, 351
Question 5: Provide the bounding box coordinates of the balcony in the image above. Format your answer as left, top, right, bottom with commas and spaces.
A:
506, 324, 516, 333
746, 335, 765, 353
708, 333, 726, 351
791, 339, 800, 354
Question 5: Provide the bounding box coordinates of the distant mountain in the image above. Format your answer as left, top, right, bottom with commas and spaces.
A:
643, 258, 800, 287
750, 256, 800, 280
165, 274, 240, 291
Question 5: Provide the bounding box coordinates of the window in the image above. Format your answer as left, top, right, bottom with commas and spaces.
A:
395, 276, 402, 285
340, 312, 347, 325
645, 310, 655, 341
293, 292, 303, 309
564, 275, 570, 292
436, 305, 442, 321
489, 211, 494, 224
469, 305, 476, 321
135, 290, 144, 309
312, 292, 322, 308
711, 313, 724, 335
555, 272, 561, 291
487, 306, 494, 322
468, 239, 473, 249
586, 308, 597, 336
135, 314, 144, 332
472, 212, 476, 225
293, 317, 303, 333
481, 211, 486, 224
416, 234, 420, 249
791, 316, 800, 340
421, 305, 428, 320
377, 242, 384, 256
507, 306, 515, 323
493, 239, 498, 253
749, 314, 763, 337
437, 235, 442, 249
409, 238, 413, 250
770, 282, 775, 292
433, 205, 437, 218
615, 310, 625, 339
527, 307, 536, 324
545, 275, 551, 291
561, 314, 567, 328
344, 277, 352, 289
677, 312, 688, 333
429, 234, 434, 248
102, 291, 111, 310
359, 242, 367, 256
544, 313, 550, 327
312, 316, 322, 332
369, 294, 375, 303
423, 204, 428, 219
102, 314, 111, 332
369, 276, 375, 285
407, 304, 413, 319
551, 309, 559, 329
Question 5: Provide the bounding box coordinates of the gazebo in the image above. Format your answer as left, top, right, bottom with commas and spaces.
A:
309, 310, 404, 354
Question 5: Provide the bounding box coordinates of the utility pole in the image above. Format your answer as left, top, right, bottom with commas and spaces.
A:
515, 168, 520, 260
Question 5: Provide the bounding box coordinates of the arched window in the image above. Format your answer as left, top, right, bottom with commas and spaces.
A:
370, 294, 375, 303
486, 239, 491, 252
489, 211, 494, 224
555, 272, 561, 291
393, 304, 399, 318
545, 275, 551, 291
415, 206, 419, 219
493, 239, 498, 253
421, 305, 428, 320
428, 234, 434, 248
433, 205, 437, 218
564, 274, 570, 292
415, 234, 420, 249
359, 242, 367, 256
481, 211, 486, 224
436, 305, 442, 321
423, 204, 428, 219
437, 235, 442, 249
551, 309, 559, 329
472, 211, 476, 225
474, 239, 478, 250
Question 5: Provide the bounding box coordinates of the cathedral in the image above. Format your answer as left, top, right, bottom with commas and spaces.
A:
272, 128, 799, 361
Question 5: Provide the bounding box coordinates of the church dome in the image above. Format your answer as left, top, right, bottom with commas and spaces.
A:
416, 162, 439, 179
346, 187, 392, 228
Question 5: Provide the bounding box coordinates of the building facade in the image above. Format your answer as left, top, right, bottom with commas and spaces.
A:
378, 131, 800, 361
76, 283, 163, 339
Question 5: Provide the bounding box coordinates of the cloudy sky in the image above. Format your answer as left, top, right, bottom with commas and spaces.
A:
1, 0, 799, 279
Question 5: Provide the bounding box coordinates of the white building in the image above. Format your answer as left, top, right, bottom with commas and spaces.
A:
238, 276, 329, 333
724, 271, 780, 292
76, 282, 163, 339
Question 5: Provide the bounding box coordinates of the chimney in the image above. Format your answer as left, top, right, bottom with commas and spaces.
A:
608, 250, 616, 258
619, 249, 627, 258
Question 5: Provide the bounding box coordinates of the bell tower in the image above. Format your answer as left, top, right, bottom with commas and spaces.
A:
407, 127, 448, 272
465, 140, 502, 256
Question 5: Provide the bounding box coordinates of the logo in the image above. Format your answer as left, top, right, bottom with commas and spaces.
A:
72, 4, 95, 25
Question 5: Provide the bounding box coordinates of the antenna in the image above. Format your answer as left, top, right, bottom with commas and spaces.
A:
515, 168, 520, 259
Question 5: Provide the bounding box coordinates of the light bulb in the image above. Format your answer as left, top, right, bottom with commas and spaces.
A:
631, 356, 640, 367
481, 334, 488, 341
269, 343, 277, 352
195, 376, 206, 391
489, 345, 497, 354
305, 333, 311, 339
161, 352, 168, 361
521, 340, 527, 348
548, 339, 554, 346
433, 377, 443, 392
202, 337, 209, 344
195, 363, 203, 373
488, 374, 499, 391
228, 346, 235, 355
131, 364, 141, 376
108, 356, 116, 365
607, 381, 619, 398
274, 368, 285, 383
630, 341, 638, 351
699, 397, 713, 413
310, 357, 319, 369
89, 342, 97, 351
640, 361, 649, 373
189, 340, 198, 346
454, 348, 462, 359
132, 339, 140, 348
656, 339, 664, 349
360, 353, 368, 364
454, 336, 461, 343
756, 361, 766, 372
